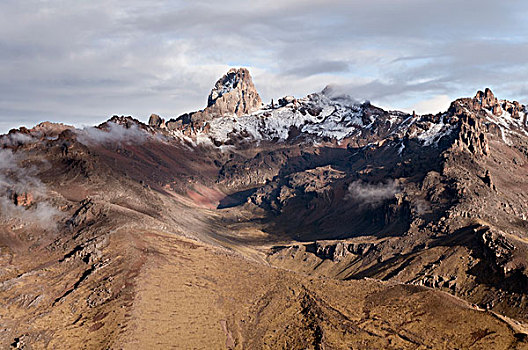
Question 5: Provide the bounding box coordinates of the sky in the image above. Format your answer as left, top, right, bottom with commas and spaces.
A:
1, 0, 527, 133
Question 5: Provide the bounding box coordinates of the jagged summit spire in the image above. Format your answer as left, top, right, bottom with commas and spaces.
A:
148, 68, 262, 133
471, 87, 502, 116
205, 68, 262, 117
474, 88, 497, 108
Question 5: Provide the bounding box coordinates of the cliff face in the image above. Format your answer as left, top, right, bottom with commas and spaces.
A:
191, 68, 262, 124
206, 68, 262, 115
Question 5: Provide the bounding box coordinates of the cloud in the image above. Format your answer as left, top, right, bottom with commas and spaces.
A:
0, 150, 43, 195
0, 0, 527, 132
0, 149, 62, 228
284, 60, 350, 77
76, 121, 151, 145
0, 197, 60, 229
0, 132, 34, 147
346, 179, 400, 208
320, 84, 362, 106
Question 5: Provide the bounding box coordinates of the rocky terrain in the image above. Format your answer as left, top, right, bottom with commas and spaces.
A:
1, 68, 528, 349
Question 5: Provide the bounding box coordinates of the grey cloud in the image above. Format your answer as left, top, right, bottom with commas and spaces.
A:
0, 132, 34, 147
0, 0, 527, 132
284, 60, 350, 77
321, 85, 362, 106
0, 197, 60, 229
324, 78, 452, 110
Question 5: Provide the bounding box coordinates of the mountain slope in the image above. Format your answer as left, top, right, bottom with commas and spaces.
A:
1, 69, 528, 349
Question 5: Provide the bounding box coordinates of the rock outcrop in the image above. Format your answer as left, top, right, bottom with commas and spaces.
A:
503, 100, 524, 119
205, 68, 262, 117
157, 68, 262, 135
311, 241, 374, 261
148, 114, 165, 129
10, 192, 33, 207
473, 88, 502, 116
187, 68, 261, 126
456, 112, 489, 156
448, 92, 492, 157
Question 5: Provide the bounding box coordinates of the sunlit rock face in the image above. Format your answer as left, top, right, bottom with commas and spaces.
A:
206, 67, 262, 116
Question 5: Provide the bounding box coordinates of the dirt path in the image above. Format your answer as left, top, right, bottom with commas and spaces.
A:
119, 233, 228, 349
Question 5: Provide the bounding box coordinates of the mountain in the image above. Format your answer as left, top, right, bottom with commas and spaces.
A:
1, 69, 528, 349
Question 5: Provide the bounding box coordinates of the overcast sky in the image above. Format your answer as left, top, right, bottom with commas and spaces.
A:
1, 0, 527, 133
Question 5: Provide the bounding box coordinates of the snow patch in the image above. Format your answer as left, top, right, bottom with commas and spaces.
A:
207, 92, 371, 143
398, 142, 405, 156
416, 119, 454, 147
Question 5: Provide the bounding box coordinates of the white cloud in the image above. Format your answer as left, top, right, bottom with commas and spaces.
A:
76, 122, 149, 145
346, 179, 400, 208
0, 149, 63, 229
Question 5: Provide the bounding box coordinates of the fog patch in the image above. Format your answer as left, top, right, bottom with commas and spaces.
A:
76, 122, 150, 145
321, 84, 364, 107
0, 149, 62, 229
413, 198, 431, 216
346, 179, 400, 208
0, 132, 35, 147
0, 198, 60, 229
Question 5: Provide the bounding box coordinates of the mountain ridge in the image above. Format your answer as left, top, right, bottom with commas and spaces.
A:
1, 68, 528, 349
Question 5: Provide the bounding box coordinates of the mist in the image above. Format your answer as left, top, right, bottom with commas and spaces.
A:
346, 179, 400, 208
0, 132, 35, 147
76, 122, 150, 145
0, 149, 62, 228
321, 84, 363, 107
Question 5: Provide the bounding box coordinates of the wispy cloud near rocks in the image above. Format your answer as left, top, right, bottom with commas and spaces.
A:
76, 122, 150, 145
346, 179, 400, 208
0, 149, 62, 228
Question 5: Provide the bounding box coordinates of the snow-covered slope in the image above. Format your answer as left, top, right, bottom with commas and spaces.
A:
205, 90, 410, 144
147, 69, 527, 154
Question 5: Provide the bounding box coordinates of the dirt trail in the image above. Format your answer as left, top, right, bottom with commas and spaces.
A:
120, 234, 227, 349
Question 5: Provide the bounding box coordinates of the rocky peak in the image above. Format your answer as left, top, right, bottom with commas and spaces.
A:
102, 116, 149, 131
446, 92, 492, 157
207, 68, 262, 110
203, 68, 262, 117
474, 88, 496, 108
148, 114, 166, 129
472, 88, 502, 115
158, 68, 263, 135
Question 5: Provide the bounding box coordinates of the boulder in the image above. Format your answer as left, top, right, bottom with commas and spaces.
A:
148, 114, 165, 128
278, 96, 295, 106
11, 192, 33, 207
